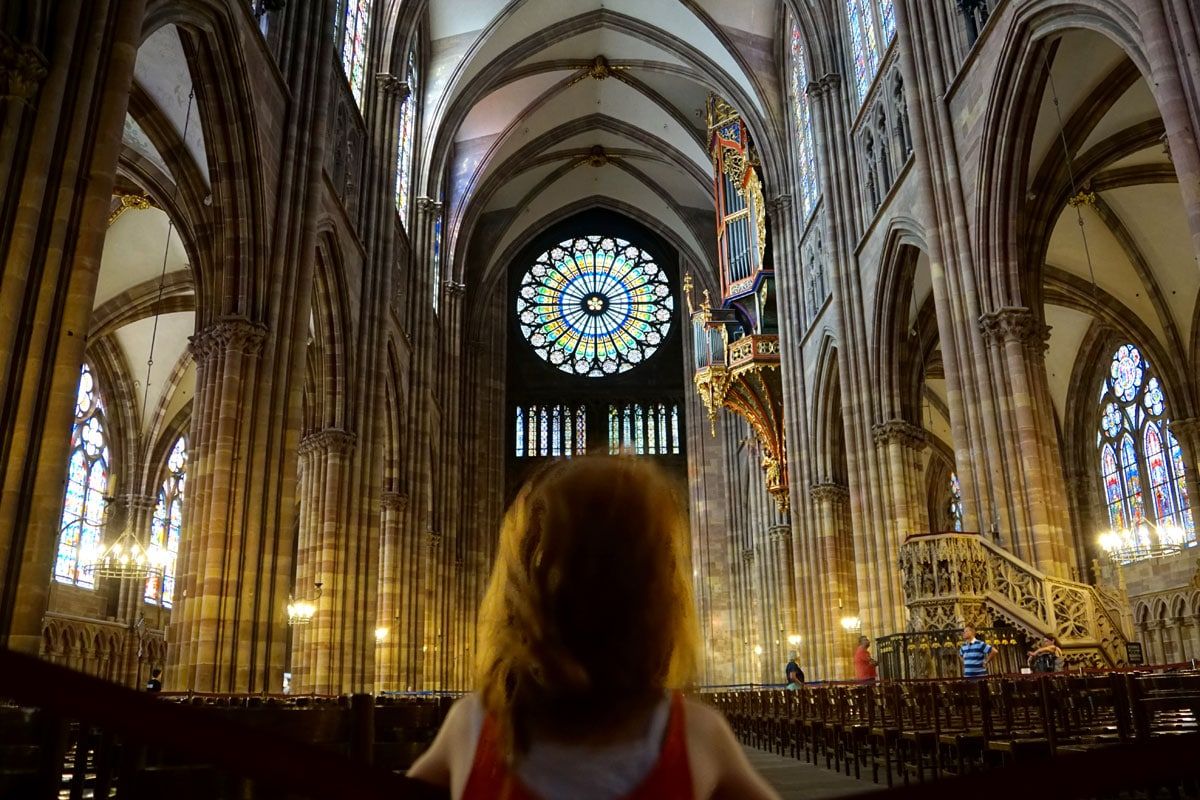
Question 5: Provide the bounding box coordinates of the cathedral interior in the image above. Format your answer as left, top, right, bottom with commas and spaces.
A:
2, 0, 1200, 795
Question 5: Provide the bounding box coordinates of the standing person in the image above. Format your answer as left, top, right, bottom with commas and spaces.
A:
958, 626, 997, 679
145, 667, 163, 692
853, 636, 878, 681
409, 457, 780, 800
784, 651, 804, 689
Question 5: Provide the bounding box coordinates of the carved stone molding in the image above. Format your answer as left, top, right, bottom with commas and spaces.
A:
809, 482, 850, 505
380, 490, 408, 512
741, 547, 755, 564
766, 194, 792, 215
0, 33, 48, 104
298, 428, 357, 457
585, 144, 610, 167
189, 317, 269, 363
767, 524, 792, 543
415, 196, 443, 214
979, 306, 1050, 351
443, 279, 467, 297
121, 493, 158, 514
427, 531, 443, 550
871, 419, 928, 451
376, 74, 411, 102
1170, 417, 1200, 445
806, 73, 841, 100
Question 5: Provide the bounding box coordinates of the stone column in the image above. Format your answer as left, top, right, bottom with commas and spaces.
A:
809, 482, 854, 679
979, 308, 1072, 576
375, 489, 409, 691
115, 493, 159, 626
291, 427, 359, 694
871, 419, 928, 630
0, 0, 147, 652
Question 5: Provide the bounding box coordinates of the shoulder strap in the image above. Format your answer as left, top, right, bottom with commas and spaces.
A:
461, 715, 533, 800
626, 692, 694, 800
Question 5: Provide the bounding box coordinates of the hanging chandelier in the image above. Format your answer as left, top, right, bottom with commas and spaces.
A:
287, 582, 322, 626
77, 499, 166, 581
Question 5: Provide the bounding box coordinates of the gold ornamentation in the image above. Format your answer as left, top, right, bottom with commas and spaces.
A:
108, 194, 152, 226
585, 144, 609, 167
1067, 190, 1096, 208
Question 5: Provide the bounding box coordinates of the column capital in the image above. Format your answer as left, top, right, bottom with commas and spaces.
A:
809, 481, 850, 505
298, 428, 357, 457
871, 418, 928, 450
767, 524, 792, 543
380, 490, 408, 511
979, 306, 1050, 350
741, 547, 755, 564
807, 73, 842, 100
189, 317, 269, 363
415, 196, 443, 214
1170, 417, 1200, 441
376, 74, 411, 102
120, 493, 158, 514
427, 530, 443, 549
766, 194, 792, 215
443, 279, 467, 297
0, 33, 48, 104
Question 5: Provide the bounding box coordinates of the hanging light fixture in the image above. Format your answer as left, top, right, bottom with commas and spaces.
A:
287, 581, 322, 626
80, 91, 196, 584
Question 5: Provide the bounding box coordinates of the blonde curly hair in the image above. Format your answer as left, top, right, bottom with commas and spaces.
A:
475, 456, 701, 762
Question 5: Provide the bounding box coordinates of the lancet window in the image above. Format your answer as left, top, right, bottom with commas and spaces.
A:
608, 403, 681, 456
395, 49, 418, 225
845, 0, 897, 105
145, 436, 186, 608
339, 0, 371, 108
949, 473, 964, 532
1096, 343, 1194, 554
788, 18, 820, 219
55, 365, 110, 589
514, 404, 588, 458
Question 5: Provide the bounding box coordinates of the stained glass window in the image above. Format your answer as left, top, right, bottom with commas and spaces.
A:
845, 0, 897, 105
514, 404, 587, 458
608, 404, 681, 455
431, 215, 442, 313
949, 473, 964, 532
1095, 343, 1193, 556
145, 436, 186, 607
517, 236, 673, 377
340, 0, 371, 108
395, 49, 417, 225
788, 18, 820, 219
56, 365, 110, 589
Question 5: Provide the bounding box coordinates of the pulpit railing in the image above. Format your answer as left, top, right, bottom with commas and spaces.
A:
899, 532, 1129, 667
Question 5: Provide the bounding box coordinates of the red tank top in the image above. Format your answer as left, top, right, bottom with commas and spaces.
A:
460, 692, 694, 800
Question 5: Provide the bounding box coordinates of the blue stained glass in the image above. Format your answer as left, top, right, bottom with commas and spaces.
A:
146, 436, 186, 607
515, 407, 525, 456
789, 19, 820, 219
846, 0, 880, 104
878, 0, 897, 43
949, 473, 964, 532
1096, 343, 1194, 551
56, 365, 109, 589
395, 49, 418, 224
340, 0, 371, 108
517, 236, 673, 377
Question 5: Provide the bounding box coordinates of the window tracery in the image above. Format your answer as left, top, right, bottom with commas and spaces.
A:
339, 0, 371, 108
395, 49, 417, 225
145, 436, 186, 608
56, 365, 110, 589
608, 403, 681, 456
846, 0, 896, 104
1096, 344, 1194, 555
788, 18, 820, 219
517, 236, 673, 377
514, 404, 587, 458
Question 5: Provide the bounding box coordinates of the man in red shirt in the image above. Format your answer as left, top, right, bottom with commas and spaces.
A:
853, 636, 877, 681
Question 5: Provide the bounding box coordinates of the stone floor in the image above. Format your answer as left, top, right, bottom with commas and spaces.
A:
743, 745, 870, 799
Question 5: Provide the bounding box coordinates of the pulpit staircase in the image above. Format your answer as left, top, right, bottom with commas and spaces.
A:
899, 532, 1130, 667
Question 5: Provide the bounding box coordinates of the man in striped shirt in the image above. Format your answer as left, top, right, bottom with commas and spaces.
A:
958, 625, 997, 678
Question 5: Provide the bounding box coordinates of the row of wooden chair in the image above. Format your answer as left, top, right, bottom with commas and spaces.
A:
703, 672, 1200, 787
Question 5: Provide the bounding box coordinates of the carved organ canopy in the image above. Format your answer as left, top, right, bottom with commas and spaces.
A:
686, 96, 788, 513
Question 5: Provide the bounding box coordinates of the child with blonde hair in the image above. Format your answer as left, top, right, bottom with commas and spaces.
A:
410, 457, 778, 799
